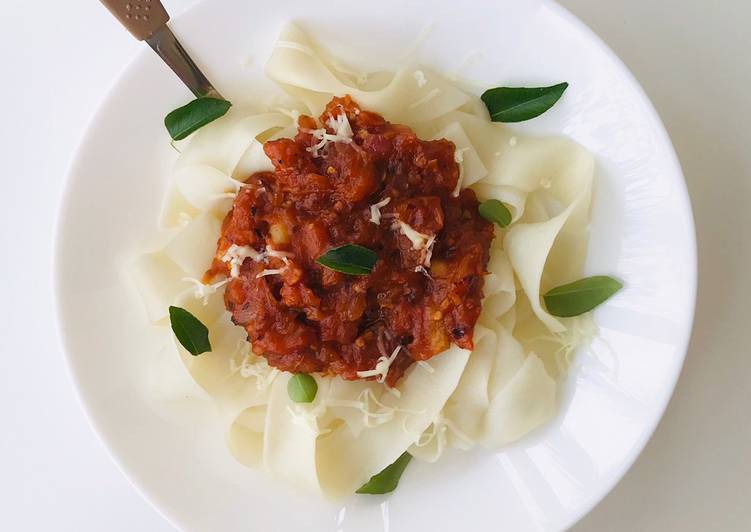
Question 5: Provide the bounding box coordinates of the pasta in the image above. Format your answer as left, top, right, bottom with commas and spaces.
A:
128, 23, 595, 499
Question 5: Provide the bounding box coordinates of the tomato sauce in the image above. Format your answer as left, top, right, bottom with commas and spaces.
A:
207, 96, 494, 386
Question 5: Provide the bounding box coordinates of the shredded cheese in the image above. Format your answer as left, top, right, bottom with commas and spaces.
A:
414, 265, 433, 279
369, 197, 391, 225
393, 219, 436, 268
251, 247, 294, 278
413, 416, 475, 453
529, 314, 598, 375
222, 244, 266, 278
509, 136, 518, 147
228, 342, 280, 390
356, 345, 402, 383
182, 277, 229, 305
423, 235, 436, 267
278, 385, 426, 437
306, 113, 354, 157
393, 220, 432, 250
266, 248, 294, 260
256, 268, 284, 278
452, 147, 470, 197
416, 360, 435, 373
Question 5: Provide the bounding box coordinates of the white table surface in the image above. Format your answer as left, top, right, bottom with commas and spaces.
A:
1, 1, 748, 530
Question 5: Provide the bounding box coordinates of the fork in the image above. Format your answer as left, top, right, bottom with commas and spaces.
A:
99, 0, 223, 99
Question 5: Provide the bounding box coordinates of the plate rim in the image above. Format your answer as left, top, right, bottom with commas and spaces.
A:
52, 1, 698, 530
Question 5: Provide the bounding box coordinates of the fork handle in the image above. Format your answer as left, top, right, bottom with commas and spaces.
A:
99, 0, 223, 99
100, 0, 169, 40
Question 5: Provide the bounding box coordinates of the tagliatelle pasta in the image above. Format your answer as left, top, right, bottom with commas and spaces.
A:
129, 23, 595, 500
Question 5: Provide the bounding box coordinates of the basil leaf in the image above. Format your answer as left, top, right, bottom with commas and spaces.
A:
356, 452, 412, 495
164, 97, 232, 141
287, 374, 318, 403
543, 276, 623, 317
478, 199, 512, 227
481, 82, 568, 123
169, 306, 211, 356
316, 244, 378, 275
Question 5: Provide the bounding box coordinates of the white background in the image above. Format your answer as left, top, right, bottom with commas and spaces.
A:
1, 0, 748, 530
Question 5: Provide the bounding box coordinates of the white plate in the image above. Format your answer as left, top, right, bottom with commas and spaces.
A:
54, 0, 696, 530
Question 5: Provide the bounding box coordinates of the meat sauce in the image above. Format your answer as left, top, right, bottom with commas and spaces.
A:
206, 96, 494, 386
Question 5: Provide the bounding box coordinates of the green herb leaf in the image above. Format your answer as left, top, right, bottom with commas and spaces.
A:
287, 374, 318, 403
356, 452, 412, 495
481, 82, 568, 123
164, 97, 232, 141
543, 276, 623, 317
168, 306, 211, 356
478, 199, 512, 227
316, 244, 378, 275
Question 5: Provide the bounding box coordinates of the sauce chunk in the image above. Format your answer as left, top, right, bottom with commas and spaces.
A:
208, 96, 494, 386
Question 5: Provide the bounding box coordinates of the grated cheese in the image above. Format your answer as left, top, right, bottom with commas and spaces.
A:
509, 136, 518, 147
228, 342, 280, 390
369, 197, 391, 225
423, 235, 436, 267
182, 277, 229, 305
266, 248, 294, 260
256, 268, 284, 278
253, 248, 294, 278
414, 265, 433, 279
356, 345, 402, 383
452, 147, 470, 197
393, 220, 432, 250
393, 219, 436, 268
306, 112, 354, 157
413, 415, 475, 453
222, 244, 266, 278
529, 314, 597, 375
416, 360, 434, 373
279, 385, 426, 436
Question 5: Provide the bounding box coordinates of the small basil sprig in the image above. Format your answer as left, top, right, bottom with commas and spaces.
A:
169, 306, 211, 356
543, 276, 623, 317
287, 374, 318, 403
481, 82, 568, 123
164, 97, 232, 141
478, 199, 512, 227
317, 244, 378, 275
356, 452, 412, 495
